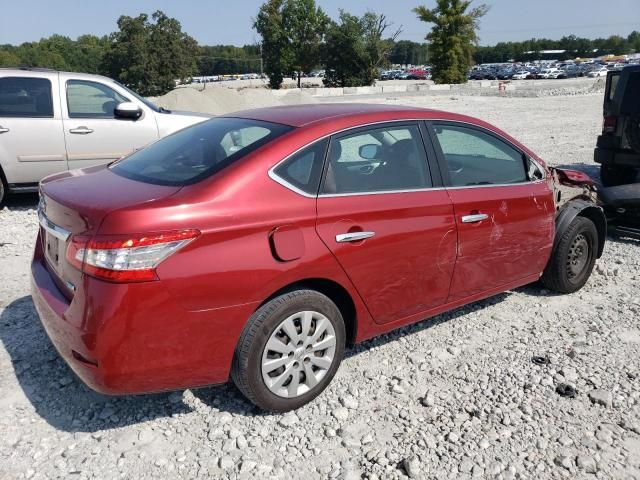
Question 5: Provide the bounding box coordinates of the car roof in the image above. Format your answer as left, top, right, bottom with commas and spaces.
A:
0, 68, 116, 83
224, 103, 471, 128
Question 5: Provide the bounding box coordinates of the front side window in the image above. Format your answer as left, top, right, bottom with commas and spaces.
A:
111, 117, 293, 186
273, 139, 328, 195
67, 80, 129, 118
0, 77, 53, 118
322, 124, 431, 194
433, 124, 527, 187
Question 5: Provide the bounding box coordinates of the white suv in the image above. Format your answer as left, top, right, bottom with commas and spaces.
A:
0, 68, 209, 204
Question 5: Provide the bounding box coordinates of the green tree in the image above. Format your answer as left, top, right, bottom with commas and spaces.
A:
414, 0, 488, 84
389, 40, 430, 66
282, 0, 330, 87
323, 11, 400, 87
254, 0, 291, 89
0, 49, 20, 67
103, 11, 198, 96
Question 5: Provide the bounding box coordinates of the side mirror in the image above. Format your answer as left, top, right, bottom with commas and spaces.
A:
114, 102, 143, 120
359, 144, 381, 160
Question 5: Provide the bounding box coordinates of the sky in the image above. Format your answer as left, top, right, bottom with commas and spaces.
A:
1, 0, 639, 47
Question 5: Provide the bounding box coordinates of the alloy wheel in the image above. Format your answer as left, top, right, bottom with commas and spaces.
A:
261, 311, 337, 398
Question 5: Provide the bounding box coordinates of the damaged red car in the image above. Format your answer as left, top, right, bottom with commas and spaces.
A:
31, 104, 606, 411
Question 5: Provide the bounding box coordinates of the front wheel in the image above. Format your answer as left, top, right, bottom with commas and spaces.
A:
231, 290, 346, 412
541, 216, 598, 294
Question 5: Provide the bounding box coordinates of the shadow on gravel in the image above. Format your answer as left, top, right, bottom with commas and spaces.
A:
0, 296, 197, 432
344, 291, 513, 358
1, 286, 555, 430
0, 296, 271, 430
1, 192, 39, 211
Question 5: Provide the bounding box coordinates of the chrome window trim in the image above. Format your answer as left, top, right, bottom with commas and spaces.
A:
38, 209, 71, 241
267, 118, 548, 198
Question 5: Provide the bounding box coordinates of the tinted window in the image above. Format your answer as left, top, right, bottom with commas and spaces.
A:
434, 125, 527, 187
67, 80, 129, 118
274, 139, 328, 195
0, 77, 53, 117
111, 118, 292, 186
323, 125, 431, 194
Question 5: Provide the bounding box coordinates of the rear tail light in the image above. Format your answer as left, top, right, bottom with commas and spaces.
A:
67, 229, 200, 283
603, 115, 617, 134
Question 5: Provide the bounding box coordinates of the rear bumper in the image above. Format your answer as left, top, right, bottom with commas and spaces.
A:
594, 145, 640, 167
30, 235, 258, 395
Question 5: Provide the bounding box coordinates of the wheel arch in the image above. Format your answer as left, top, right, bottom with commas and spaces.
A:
555, 199, 607, 258
258, 278, 358, 345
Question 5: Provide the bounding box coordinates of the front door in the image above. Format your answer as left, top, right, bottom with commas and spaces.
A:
315, 122, 457, 325
60, 77, 158, 169
428, 122, 555, 302
0, 75, 67, 185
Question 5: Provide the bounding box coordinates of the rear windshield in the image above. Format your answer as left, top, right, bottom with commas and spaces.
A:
608, 72, 620, 101
111, 118, 293, 186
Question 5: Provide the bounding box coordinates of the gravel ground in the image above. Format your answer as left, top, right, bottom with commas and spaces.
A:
1, 93, 639, 480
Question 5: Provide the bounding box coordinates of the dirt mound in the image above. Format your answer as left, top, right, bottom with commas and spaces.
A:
151, 85, 318, 115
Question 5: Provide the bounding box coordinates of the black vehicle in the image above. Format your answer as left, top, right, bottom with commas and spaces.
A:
468, 70, 486, 80
594, 65, 640, 186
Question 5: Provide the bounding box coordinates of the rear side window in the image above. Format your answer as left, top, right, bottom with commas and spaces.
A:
0, 77, 53, 117
273, 139, 328, 195
111, 118, 293, 186
433, 124, 527, 187
67, 80, 129, 118
322, 124, 431, 194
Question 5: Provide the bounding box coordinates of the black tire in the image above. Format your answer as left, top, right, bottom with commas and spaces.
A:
626, 113, 640, 154
541, 216, 598, 294
0, 174, 5, 208
600, 164, 636, 187
231, 289, 346, 412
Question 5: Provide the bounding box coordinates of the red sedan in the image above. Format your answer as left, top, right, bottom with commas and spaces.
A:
31, 104, 606, 411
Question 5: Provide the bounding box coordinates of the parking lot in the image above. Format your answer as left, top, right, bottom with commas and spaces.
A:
1, 89, 639, 479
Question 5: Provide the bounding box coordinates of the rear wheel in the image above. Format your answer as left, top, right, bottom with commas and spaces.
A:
600, 164, 636, 187
541, 216, 598, 293
231, 290, 346, 412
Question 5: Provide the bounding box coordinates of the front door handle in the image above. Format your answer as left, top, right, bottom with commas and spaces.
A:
461, 213, 489, 223
335, 231, 375, 243
69, 126, 94, 134
0, 126, 9, 134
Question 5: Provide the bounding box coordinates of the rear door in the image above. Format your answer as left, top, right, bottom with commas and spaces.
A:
0, 74, 67, 186
427, 121, 555, 302
315, 122, 457, 325
60, 75, 158, 169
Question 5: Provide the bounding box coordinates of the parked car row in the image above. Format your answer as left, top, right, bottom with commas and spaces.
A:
469, 61, 630, 81
379, 68, 432, 81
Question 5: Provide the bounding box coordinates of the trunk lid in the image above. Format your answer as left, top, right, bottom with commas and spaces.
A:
38, 165, 182, 296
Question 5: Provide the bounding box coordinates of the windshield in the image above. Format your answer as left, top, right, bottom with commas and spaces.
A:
114, 81, 161, 112
111, 118, 293, 186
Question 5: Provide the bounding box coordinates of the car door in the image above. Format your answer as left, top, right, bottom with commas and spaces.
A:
60, 76, 158, 169
315, 122, 457, 325
427, 121, 555, 302
0, 75, 67, 186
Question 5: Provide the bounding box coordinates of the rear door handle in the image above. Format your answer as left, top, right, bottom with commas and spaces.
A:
461, 213, 489, 223
335, 231, 375, 243
69, 126, 94, 134
0, 126, 9, 134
